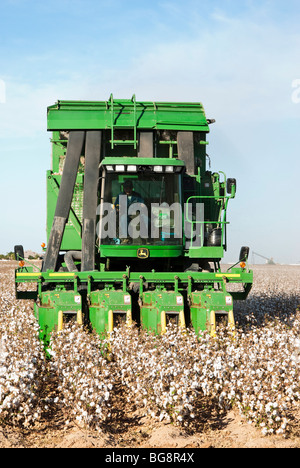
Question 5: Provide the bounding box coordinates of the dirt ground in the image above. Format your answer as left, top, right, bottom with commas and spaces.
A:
0, 406, 299, 448
1, 261, 300, 449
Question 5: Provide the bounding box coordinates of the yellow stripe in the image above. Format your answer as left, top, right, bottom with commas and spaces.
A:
161, 311, 166, 335
17, 273, 41, 278
48, 273, 75, 277
215, 273, 241, 278
126, 309, 132, 327
210, 310, 216, 337
77, 310, 83, 326
179, 310, 186, 328
228, 309, 235, 329
58, 311, 63, 331
108, 310, 113, 332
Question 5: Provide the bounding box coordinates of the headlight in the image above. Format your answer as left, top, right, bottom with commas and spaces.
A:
127, 165, 137, 172
115, 165, 125, 172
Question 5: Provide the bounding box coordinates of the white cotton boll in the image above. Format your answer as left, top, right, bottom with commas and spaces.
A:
1, 263, 300, 433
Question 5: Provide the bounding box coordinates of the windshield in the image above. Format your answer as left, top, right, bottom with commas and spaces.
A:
98, 170, 183, 246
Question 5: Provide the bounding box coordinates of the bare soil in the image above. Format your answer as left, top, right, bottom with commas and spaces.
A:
1, 405, 299, 448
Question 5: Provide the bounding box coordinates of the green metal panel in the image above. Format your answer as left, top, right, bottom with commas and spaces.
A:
188, 246, 224, 259
34, 303, 58, 344
34, 290, 82, 344
15, 267, 253, 292
190, 289, 233, 335
102, 157, 185, 168
47, 98, 210, 132
140, 289, 184, 334
89, 289, 131, 335
100, 245, 183, 258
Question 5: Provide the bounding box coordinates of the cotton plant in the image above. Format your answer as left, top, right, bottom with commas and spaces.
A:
49, 323, 115, 429
0, 262, 299, 436
0, 270, 46, 426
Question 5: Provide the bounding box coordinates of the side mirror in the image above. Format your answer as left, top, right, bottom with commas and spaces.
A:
227, 178, 237, 195
14, 245, 25, 262
239, 246, 250, 262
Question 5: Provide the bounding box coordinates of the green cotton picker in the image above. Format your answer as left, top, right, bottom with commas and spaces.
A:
14, 95, 253, 345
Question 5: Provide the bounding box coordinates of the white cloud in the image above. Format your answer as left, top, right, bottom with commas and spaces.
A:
0, 78, 93, 138
84, 12, 300, 127
2, 4, 300, 140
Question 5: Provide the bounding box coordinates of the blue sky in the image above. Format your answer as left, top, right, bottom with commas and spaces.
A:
0, 0, 300, 264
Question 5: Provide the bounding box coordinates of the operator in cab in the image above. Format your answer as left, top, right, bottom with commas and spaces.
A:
114, 179, 148, 243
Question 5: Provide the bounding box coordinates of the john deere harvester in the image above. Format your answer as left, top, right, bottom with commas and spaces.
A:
14, 95, 253, 344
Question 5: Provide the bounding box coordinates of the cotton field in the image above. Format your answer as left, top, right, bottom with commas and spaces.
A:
0, 261, 299, 439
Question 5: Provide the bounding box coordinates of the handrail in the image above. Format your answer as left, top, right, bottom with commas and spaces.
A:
131, 94, 137, 149
110, 93, 114, 149
185, 195, 231, 225
185, 194, 231, 249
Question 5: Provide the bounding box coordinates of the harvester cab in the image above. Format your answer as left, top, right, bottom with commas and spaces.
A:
15, 95, 253, 344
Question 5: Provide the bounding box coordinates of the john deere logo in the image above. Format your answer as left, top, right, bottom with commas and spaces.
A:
137, 248, 149, 259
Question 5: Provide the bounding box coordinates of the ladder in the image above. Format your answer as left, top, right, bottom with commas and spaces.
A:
107, 93, 138, 149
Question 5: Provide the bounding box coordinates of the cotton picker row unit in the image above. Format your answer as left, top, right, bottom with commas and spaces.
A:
14, 95, 253, 345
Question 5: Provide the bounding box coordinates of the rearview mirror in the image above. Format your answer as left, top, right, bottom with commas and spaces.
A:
227, 178, 236, 195
14, 245, 24, 262
239, 246, 250, 262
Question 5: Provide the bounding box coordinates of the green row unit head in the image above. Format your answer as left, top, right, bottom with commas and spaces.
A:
34, 285, 237, 345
